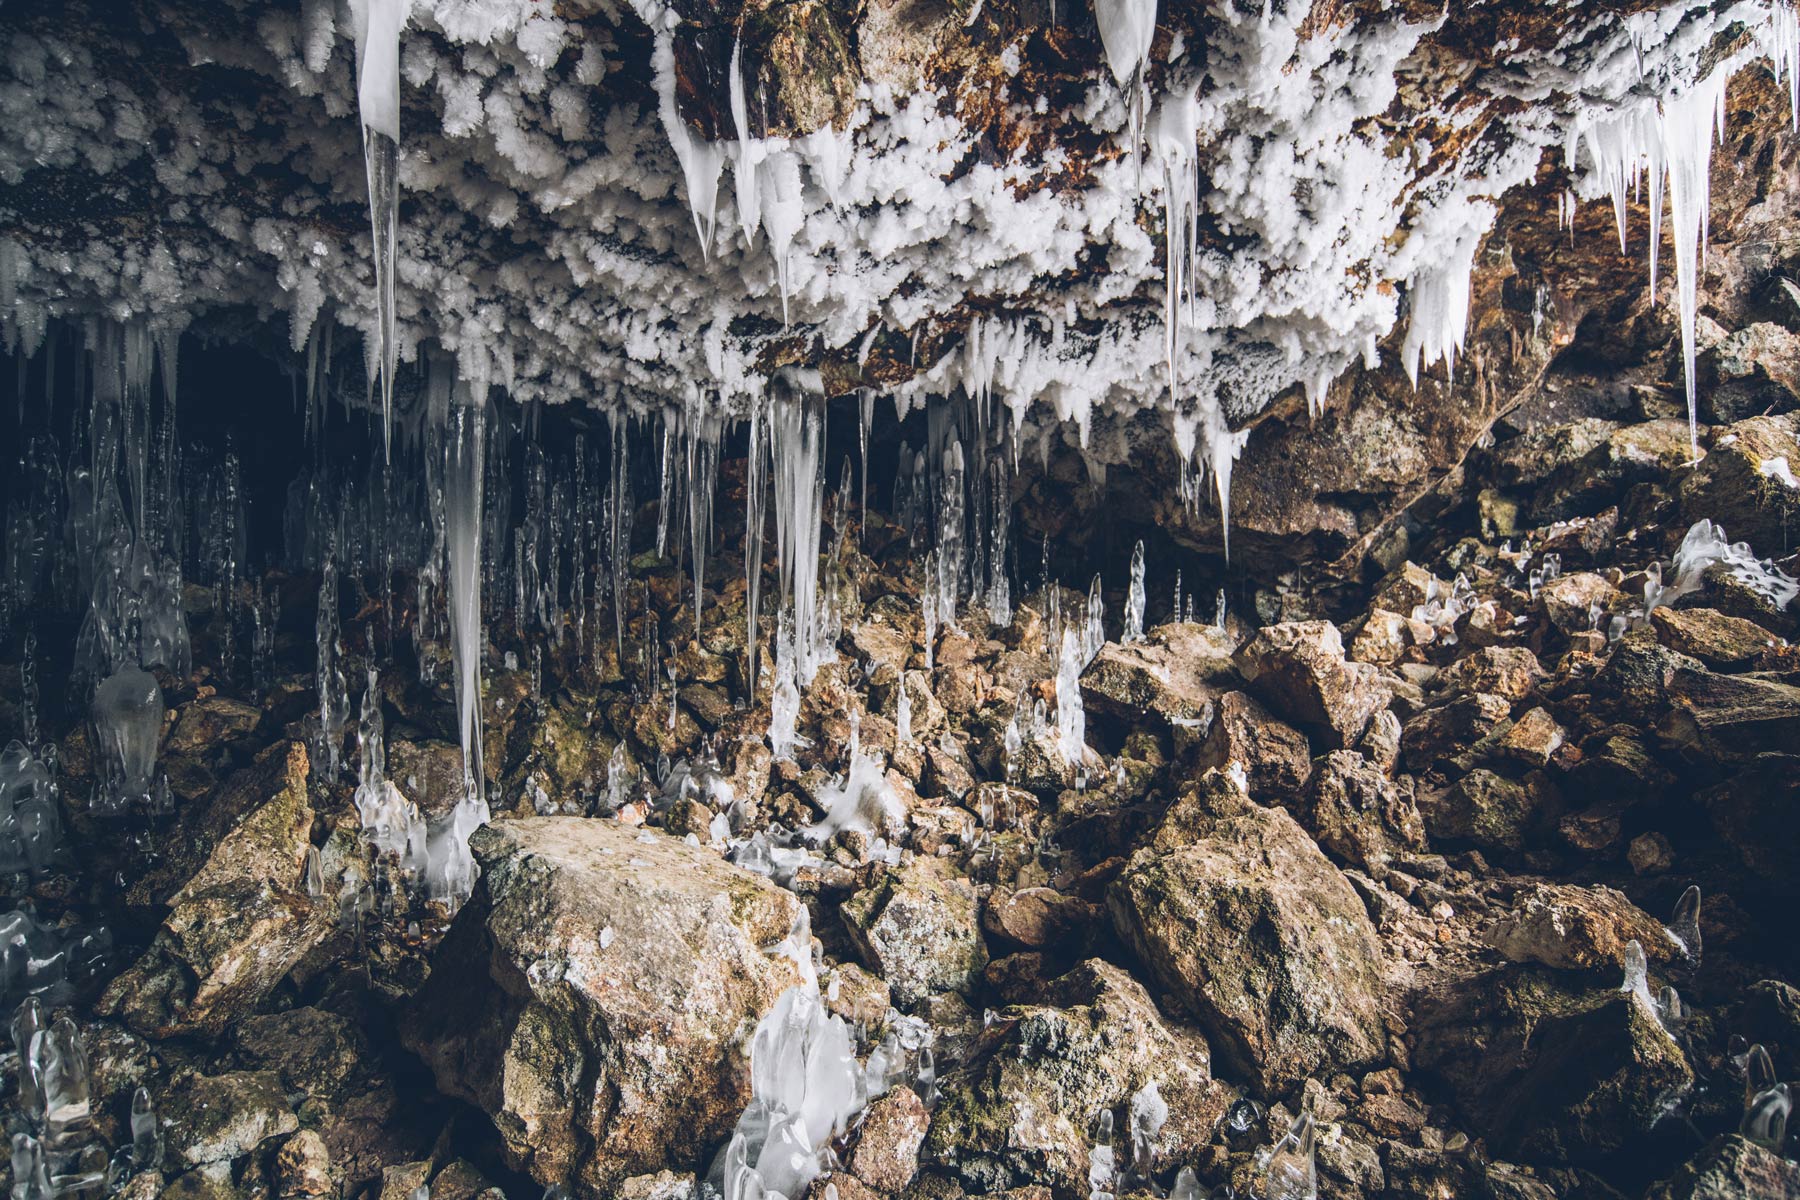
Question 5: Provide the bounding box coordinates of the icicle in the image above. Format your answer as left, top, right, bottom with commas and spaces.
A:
651, 28, 725, 258
1094, 0, 1157, 157
353, 0, 406, 462
445, 388, 486, 809
768, 373, 829, 683
745, 404, 767, 698
1401, 218, 1487, 388
1056, 627, 1086, 760
1660, 69, 1728, 455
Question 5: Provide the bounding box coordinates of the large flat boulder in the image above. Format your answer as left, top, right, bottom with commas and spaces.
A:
404, 818, 804, 1193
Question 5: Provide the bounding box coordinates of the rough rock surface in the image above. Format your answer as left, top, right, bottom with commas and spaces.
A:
403, 817, 803, 1192
1108, 802, 1388, 1097
842, 857, 987, 1010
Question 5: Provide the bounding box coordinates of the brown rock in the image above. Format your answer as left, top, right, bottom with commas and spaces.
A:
983, 886, 1095, 949
1195, 691, 1314, 799
1237, 621, 1391, 749
404, 818, 803, 1193
275, 1130, 333, 1198
1436, 646, 1543, 701
849, 1086, 929, 1193
1538, 573, 1621, 634
1109, 804, 1387, 1097
842, 858, 987, 1009
1484, 882, 1679, 972
1650, 606, 1781, 670
1493, 707, 1565, 767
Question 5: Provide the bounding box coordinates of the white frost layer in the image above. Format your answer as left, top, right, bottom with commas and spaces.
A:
1, 0, 1796, 493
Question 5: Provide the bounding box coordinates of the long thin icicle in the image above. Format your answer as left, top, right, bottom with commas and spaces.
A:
444, 384, 486, 806
354, 0, 405, 462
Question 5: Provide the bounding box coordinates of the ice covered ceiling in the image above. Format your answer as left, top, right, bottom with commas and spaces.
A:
1, 0, 1796, 474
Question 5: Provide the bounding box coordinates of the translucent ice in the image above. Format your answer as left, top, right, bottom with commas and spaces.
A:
1264, 1111, 1317, 1200
89, 668, 163, 817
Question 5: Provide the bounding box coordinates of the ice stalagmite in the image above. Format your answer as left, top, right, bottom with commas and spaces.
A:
352, 0, 406, 461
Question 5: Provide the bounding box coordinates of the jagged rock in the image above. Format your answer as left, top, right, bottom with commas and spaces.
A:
275, 1130, 334, 1198
1401, 693, 1512, 772
1738, 980, 1800, 1078
1538, 573, 1621, 634
1411, 965, 1693, 1165
1677, 414, 1800, 555
1697, 323, 1800, 422
1488, 419, 1621, 488
1108, 802, 1387, 1097
429, 1161, 500, 1200
849, 1086, 929, 1193
1195, 690, 1314, 799
1533, 420, 1695, 523
1627, 831, 1675, 875
1696, 755, 1800, 891
1236, 621, 1391, 750
1493, 707, 1565, 767
1650, 606, 1781, 670
1658, 664, 1800, 761
379, 1162, 434, 1200
404, 817, 803, 1193
232, 1007, 367, 1106
1349, 608, 1413, 666
1646, 1135, 1800, 1200
1305, 750, 1423, 873
1436, 647, 1543, 701
1483, 882, 1678, 972
101, 742, 329, 1037
165, 694, 260, 755
842, 857, 987, 1009
925, 960, 1225, 1195
1418, 769, 1539, 853
615, 1170, 698, 1200
163, 1070, 300, 1167
822, 962, 891, 1027
1079, 623, 1236, 731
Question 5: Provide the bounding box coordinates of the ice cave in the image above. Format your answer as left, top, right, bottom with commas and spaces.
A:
2, 0, 1800, 1196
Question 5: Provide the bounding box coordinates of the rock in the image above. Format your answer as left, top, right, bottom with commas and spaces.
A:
1697, 322, 1800, 421
1418, 769, 1538, 853
1350, 608, 1413, 665
165, 695, 261, 755
1305, 750, 1424, 873
1650, 606, 1780, 670
1488, 419, 1621, 489
101, 742, 329, 1037
842, 857, 987, 1009
1411, 965, 1693, 1165
1696, 755, 1800, 891
163, 1070, 300, 1167
1677, 413, 1800, 557
275, 1130, 334, 1198
1493, 707, 1565, 767
429, 1161, 500, 1200
1533, 419, 1694, 523
849, 1086, 929, 1193
983, 886, 1095, 949
1436, 647, 1543, 701
1195, 691, 1314, 799
1400, 693, 1512, 771
926, 960, 1224, 1195
1108, 803, 1388, 1097
1646, 1135, 1800, 1200
1483, 882, 1678, 972
615, 1170, 697, 1200
1237, 621, 1391, 749
1079, 622, 1235, 730
379, 1162, 434, 1200
822, 961, 892, 1028
1737, 980, 1800, 1079
404, 817, 803, 1193
1658, 665, 1800, 761
1538, 573, 1621, 634
1627, 832, 1675, 875
232, 1007, 367, 1106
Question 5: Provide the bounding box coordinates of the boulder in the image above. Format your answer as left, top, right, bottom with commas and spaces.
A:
842, 857, 987, 1009
1411, 965, 1693, 1165
1696, 322, 1800, 422
1647, 1135, 1800, 1200
404, 818, 803, 1193
162, 1070, 299, 1168
1650, 606, 1780, 670
1305, 750, 1423, 873
1079, 622, 1236, 731
1236, 621, 1391, 749
1435, 647, 1543, 701
848, 1086, 929, 1193
1108, 803, 1388, 1097
926, 960, 1224, 1195
1418, 769, 1539, 853
1195, 691, 1314, 799
1658, 665, 1800, 762
1483, 882, 1679, 972
101, 742, 329, 1037
1677, 413, 1800, 555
